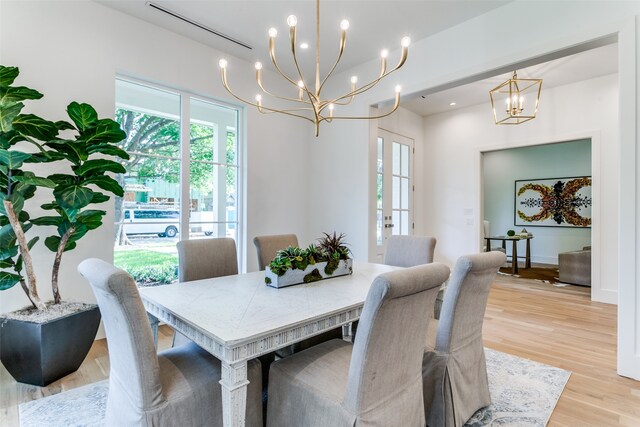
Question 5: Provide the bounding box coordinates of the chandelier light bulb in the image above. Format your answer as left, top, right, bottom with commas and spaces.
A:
287, 15, 297, 27
350, 76, 358, 84
255, 94, 262, 102
254, 62, 263, 70
218, 59, 228, 69
395, 85, 402, 93
381, 49, 389, 59
268, 27, 278, 38
300, 42, 309, 49
298, 80, 305, 88
328, 103, 335, 111
401, 36, 411, 47
340, 19, 350, 30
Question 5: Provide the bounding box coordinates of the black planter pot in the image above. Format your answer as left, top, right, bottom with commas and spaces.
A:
0, 305, 101, 386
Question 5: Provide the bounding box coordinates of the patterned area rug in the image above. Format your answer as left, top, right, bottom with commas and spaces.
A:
499, 266, 560, 284
19, 348, 570, 427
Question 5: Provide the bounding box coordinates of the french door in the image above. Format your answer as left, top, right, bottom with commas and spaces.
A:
375, 129, 415, 261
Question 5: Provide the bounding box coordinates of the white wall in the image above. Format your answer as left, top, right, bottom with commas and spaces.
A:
483, 139, 592, 265
424, 74, 617, 304
308, 2, 639, 379
0, 0, 312, 316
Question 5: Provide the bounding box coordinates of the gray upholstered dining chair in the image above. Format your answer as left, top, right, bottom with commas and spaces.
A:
422, 251, 506, 427
253, 234, 298, 271
173, 237, 239, 347
78, 259, 263, 427
267, 262, 451, 427
177, 237, 238, 282
253, 233, 344, 357
384, 235, 437, 267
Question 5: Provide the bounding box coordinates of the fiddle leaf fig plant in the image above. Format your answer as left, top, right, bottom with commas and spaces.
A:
0, 65, 129, 310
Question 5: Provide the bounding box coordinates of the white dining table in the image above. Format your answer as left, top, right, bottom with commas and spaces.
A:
139, 261, 399, 427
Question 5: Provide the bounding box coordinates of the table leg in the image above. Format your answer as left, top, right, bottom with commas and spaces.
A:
512, 240, 518, 274
147, 314, 159, 349
220, 361, 249, 427
526, 238, 532, 269
485, 238, 491, 252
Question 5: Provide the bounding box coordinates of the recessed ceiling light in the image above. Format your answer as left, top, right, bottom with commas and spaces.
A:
449, 102, 456, 106
300, 42, 309, 49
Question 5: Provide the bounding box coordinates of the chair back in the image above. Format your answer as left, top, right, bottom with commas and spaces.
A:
384, 235, 436, 267
177, 237, 238, 282
78, 259, 163, 410
435, 251, 506, 353
253, 234, 298, 270
344, 263, 450, 420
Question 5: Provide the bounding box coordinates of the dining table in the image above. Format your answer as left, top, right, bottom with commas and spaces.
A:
139, 261, 399, 427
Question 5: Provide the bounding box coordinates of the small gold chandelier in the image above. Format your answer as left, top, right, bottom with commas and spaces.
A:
489, 71, 542, 125
218, 0, 410, 136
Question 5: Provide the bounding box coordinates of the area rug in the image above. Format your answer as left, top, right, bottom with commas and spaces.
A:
19, 348, 570, 427
499, 266, 560, 284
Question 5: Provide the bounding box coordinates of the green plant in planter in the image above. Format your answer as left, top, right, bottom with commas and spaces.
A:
0, 65, 128, 309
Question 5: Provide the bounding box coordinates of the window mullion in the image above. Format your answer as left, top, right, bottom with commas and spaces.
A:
179, 94, 191, 241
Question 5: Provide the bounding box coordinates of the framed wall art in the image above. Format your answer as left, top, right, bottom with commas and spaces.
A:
514, 176, 592, 228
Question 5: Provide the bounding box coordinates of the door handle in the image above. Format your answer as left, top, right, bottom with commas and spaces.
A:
384, 224, 395, 228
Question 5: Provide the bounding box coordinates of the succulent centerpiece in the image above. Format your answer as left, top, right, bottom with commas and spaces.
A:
265, 232, 352, 288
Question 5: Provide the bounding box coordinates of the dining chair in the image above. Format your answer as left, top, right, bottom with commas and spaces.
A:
384, 235, 437, 267
253, 234, 299, 271
78, 259, 263, 427
266, 262, 451, 427
173, 237, 239, 347
422, 251, 506, 427
253, 233, 344, 357
352, 234, 438, 339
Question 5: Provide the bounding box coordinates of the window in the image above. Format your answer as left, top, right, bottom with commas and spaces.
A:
113, 78, 242, 286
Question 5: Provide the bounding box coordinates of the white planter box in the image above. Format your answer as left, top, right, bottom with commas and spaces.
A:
265, 259, 353, 288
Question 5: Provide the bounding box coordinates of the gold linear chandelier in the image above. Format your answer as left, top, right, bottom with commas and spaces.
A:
218, 0, 410, 136
489, 71, 542, 125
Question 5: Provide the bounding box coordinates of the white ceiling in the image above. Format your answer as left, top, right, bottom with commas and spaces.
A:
97, 0, 511, 74
402, 43, 619, 117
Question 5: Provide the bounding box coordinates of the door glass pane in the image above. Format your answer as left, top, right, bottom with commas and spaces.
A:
377, 174, 383, 209
401, 211, 409, 235
114, 79, 181, 286
401, 144, 409, 176
188, 98, 239, 242
392, 176, 400, 209
392, 211, 400, 236
392, 142, 400, 175
401, 178, 409, 210
377, 210, 383, 245
377, 137, 383, 173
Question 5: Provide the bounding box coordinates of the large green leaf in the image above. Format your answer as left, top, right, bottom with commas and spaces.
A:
12, 114, 58, 141
91, 193, 110, 204
45, 235, 77, 253
31, 216, 63, 226
67, 102, 97, 132
0, 86, 43, 104
76, 209, 105, 230
0, 271, 21, 291
0, 66, 19, 87
75, 159, 125, 176
84, 175, 124, 196
53, 185, 94, 210
12, 175, 55, 188
46, 173, 75, 186
0, 245, 18, 260
0, 102, 24, 133
0, 223, 16, 248
85, 119, 126, 144
0, 149, 31, 168
0, 259, 13, 268
45, 140, 83, 164
55, 120, 75, 131
87, 143, 130, 160
0, 193, 25, 215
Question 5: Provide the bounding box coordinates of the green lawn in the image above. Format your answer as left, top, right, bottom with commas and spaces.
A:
114, 249, 178, 285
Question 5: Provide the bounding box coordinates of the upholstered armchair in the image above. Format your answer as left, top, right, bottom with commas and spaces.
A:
78, 259, 263, 427
267, 263, 451, 427
422, 251, 506, 427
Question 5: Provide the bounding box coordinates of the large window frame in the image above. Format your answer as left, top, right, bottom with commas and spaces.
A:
115, 75, 246, 270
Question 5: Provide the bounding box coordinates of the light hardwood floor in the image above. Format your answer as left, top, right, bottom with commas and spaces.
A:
1, 276, 639, 426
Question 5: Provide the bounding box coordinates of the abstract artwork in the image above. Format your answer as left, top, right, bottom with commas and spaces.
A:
515, 176, 591, 227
